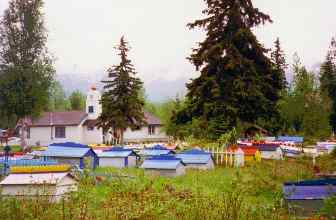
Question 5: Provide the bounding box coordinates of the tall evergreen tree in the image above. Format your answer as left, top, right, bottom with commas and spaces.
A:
0, 0, 54, 150
69, 90, 85, 111
177, 0, 286, 139
320, 37, 336, 133
271, 38, 287, 89
98, 37, 145, 144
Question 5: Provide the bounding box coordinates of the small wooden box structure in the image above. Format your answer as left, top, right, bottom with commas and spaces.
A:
42, 142, 98, 169
141, 155, 185, 177
0, 165, 78, 202
175, 148, 214, 170
98, 147, 138, 168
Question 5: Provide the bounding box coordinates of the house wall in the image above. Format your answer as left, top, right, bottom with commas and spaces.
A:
99, 157, 126, 168
28, 126, 83, 146
124, 126, 168, 142
82, 126, 103, 145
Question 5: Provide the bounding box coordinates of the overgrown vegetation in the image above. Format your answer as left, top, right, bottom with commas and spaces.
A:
0, 159, 329, 220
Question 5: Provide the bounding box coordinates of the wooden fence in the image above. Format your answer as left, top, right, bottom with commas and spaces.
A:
205, 147, 244, 167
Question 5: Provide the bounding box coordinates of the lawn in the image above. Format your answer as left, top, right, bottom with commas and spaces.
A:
0, 158, 320, 220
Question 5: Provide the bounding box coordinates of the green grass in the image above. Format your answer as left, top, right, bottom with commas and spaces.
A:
0, 158, 328, 220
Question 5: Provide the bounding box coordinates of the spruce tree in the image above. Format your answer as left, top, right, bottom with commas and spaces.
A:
271, 38, 287, 88
0, 0, 54, 150
178, 0, 286, 138
98, 37, 145, 144
320, 38, 336, 133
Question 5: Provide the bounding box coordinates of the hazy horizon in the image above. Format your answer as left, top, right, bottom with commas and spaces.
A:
1, 0, 335, 100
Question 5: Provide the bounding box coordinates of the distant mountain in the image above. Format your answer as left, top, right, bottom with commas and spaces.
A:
57, 73, 189, 102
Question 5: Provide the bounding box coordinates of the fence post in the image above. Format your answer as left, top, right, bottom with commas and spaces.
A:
220, 150, 224, 164
234, 148, 245, 167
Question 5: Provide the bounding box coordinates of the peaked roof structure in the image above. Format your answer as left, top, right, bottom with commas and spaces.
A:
141, 155, 183, 170
0, 172, 74, 185
49, 142, 89, 148
43, 143, 96, 158
144, 112, 161, 125
98, 147, 137, 158
277, 136, 304, 143
283, 179, 336, 200
25, 111, 88, 127
175, 148, 212, 164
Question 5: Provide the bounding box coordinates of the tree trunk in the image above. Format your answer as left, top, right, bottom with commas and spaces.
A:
20, 120, 28, 151
120, 129, 124, 146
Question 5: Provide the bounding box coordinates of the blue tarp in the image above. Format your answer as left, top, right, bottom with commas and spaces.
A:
277, 136, 304, 143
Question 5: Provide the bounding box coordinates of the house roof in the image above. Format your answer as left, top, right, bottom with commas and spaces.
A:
49, 142, 89, 148
230, 146, 258, 156
144, 112, 161, 125
277, 136, 304, 143
283, 185, 336, 200
98, 147, 136, 158
0, 172, 73, 185
179, 148, 210, 155
42, 146, 95, 158
25, 111, 87, 127
141, 155, 183, 170
139, 149, 173, 156
175, 148, 212, 164
175, 154, 212, 164
254, 144, 281, 152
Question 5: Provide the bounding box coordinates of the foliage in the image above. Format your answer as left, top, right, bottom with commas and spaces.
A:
320, 37, 336, 133
0, 160, 316, 219
69, 90, 85, 111
0, 0, 55, 150
279, 53, 331, 139
46, 81, 70, 112
319, 196, 336, 219
98, 37, 145, 144
174, 0, 286, 140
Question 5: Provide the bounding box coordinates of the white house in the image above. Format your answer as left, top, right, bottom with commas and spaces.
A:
24, 86, 168, 146
0, 172, 78, 202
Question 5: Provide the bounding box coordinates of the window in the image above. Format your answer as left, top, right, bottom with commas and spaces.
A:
55, 126, 66, 138
87, 126, 94, 131
148, 125, 155, 135
88, 106, 94, 113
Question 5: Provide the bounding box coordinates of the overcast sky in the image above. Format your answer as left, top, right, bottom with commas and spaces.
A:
1, 0, 336, 83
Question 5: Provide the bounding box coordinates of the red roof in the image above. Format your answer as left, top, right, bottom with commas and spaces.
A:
26, 111, 88, 127
229, 146, 258, 156
24, 111, 161, 127
144, 112, 161, 125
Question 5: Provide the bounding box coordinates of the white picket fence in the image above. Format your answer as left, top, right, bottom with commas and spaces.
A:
205, 147, 245, 167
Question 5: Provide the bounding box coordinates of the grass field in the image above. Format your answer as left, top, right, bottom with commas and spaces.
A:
0, 158, 333, 220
